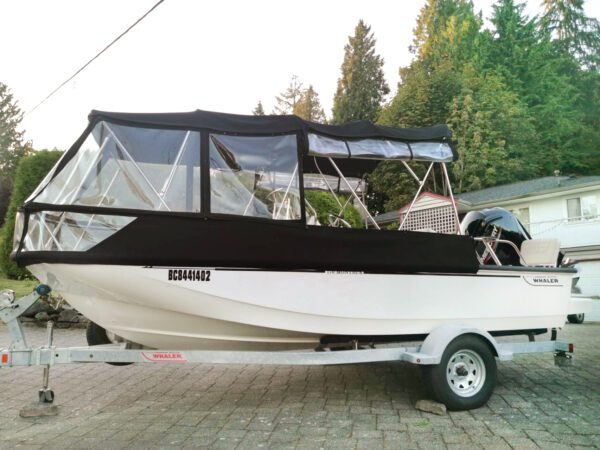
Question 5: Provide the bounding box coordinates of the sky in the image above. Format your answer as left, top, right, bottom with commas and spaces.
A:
2, 0, 600, 150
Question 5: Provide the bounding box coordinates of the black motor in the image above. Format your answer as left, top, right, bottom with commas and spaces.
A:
460, 207, 531, 266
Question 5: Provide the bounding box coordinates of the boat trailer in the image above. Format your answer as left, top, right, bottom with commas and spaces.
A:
1, 286, 575, 414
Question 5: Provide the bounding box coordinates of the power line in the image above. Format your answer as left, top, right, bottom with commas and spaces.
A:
26, 0, 166, 116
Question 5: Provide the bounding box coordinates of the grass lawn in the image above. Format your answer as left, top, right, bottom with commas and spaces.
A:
0, 232, 39, 298
0, 274, 38, 298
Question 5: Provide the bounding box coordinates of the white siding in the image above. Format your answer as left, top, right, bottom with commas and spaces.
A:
494, 187, 600, 300
577, 261, 600, 320
502, 189, 600, 249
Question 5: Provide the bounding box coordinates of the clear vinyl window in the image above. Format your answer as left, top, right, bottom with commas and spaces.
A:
22, 212, 135, 252
33, 121, 201, 213
209, 134, 300, 220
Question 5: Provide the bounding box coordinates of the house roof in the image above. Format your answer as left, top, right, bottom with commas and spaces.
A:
374, 210, 400, 224
457, 175, 600, 206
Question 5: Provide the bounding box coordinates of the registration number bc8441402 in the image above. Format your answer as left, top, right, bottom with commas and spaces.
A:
167, 269, 211, 282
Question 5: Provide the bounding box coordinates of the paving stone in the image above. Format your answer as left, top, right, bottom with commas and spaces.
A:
415, 399, 447, 416
1, 323, 599, 449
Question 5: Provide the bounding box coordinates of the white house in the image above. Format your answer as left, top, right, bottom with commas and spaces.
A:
458, 175, 600, 319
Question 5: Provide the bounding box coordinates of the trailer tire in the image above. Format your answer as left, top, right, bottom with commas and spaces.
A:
567, 313, 584, 324
422, 334, 496, 411
86, 322, 133, 366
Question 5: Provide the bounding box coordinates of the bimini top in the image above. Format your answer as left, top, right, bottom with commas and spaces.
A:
87, 109, 455, 165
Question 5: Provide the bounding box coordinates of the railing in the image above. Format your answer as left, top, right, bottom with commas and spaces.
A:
526, 215, 600, 235
474, 237, 526, 266
525, 216, 600, 250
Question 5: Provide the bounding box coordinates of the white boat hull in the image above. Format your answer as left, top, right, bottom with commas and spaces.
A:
29, 264, 574, 350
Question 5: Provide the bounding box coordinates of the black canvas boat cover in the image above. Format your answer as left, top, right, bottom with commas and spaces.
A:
81, 110, 455, 176
89, 109, 452, 143
12, 109, 477, 275
16, 215, 479, 274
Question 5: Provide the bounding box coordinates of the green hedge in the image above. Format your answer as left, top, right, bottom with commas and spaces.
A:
304, 191, 363, 228
0, 150, 62, 279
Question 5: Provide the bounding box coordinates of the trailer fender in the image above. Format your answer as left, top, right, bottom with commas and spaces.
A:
415, 325, 508, 365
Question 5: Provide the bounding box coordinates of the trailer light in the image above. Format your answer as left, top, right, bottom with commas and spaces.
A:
1, 353, 8, 364
568, 343, 574, 353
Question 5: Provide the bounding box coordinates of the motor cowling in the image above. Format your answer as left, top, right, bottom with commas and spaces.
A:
460, 207, 531, 266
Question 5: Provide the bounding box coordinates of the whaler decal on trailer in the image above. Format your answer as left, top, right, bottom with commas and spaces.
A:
141, 351, 187, 362
523, 275, 562, 287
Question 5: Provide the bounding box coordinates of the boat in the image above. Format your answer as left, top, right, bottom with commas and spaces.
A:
11, 110, 578, 351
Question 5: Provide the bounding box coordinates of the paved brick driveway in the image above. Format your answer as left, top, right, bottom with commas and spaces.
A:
0, 323, 599, 449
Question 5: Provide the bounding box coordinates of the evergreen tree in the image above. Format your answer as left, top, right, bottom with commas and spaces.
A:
0, 83, 29, 225
484, 0, 539, 92
273, 75, 304, 115
482, 0, 582, 176
541, 0, 600, 67
331, 20, 389, 124
293, 85, 326, 122
382, 0, 482, 129
540, 0, 600, 172
252, 101, 265, 116
449, 69, 534, 192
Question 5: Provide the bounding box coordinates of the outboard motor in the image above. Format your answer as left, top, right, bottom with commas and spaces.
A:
460, 207, 532, 266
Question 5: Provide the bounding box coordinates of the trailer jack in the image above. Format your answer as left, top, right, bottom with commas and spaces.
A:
0, 286, 59, 417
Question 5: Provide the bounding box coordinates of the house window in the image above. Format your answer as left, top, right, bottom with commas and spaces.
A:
567, 196, 598, 221
567, 198, 581, 221
582, 196, 598, 219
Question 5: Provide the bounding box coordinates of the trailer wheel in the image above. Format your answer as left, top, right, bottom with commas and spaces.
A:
86, 322, 132, 366
422, 334, 496, 411
567, 313, 585, 324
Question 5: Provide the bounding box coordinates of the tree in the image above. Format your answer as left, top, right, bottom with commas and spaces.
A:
293, 85, 326, 122
273, 75, 304, 114
382, 0, 482, 129
449, 69, 535, 192
368, 162, 433, 214
484, 0, 540, 92
273, 78, 327, 122
331, 20, 389, 124
304, 191, 363, 228
0, 83, 29, 225
541, 0, 600, 67
540, 0, 600, 173
375, 0, 490, 207
0, 150, 63, 279
252, 101, 265, 116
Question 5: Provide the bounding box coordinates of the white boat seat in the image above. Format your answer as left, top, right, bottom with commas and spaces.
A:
520, 238, 560, 267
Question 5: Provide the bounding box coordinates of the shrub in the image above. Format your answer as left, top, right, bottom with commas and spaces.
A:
0, 150, 62, 279
304, 191, 364, 228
